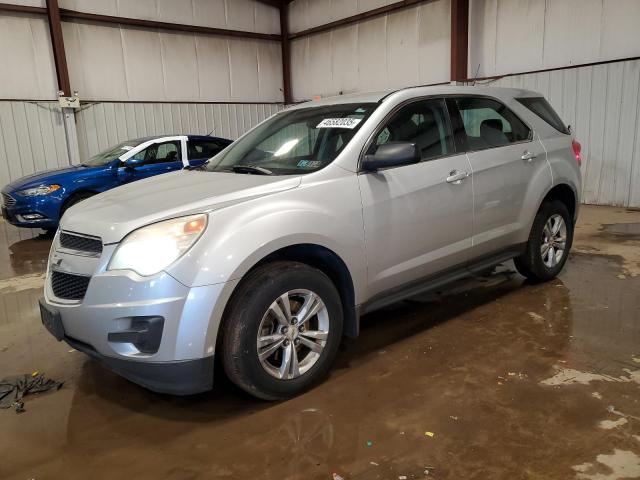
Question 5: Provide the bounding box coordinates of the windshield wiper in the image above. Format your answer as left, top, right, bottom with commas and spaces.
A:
231, 165, 273, 175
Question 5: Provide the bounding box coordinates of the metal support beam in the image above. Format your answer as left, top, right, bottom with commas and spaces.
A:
45, 0, 71, 96
58, 10, 280, 42
450, 0, 469, 83
0, 2, 46, 15
289, 0, 434, 40
280, 5, 292, 104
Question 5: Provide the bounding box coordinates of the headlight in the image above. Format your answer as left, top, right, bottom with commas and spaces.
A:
18, 184, 61, 196
108, 214, 207, 276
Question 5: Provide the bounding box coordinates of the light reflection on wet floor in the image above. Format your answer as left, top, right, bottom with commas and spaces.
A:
0, 206, 639, 480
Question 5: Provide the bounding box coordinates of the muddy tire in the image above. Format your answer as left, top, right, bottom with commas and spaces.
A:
221, 261, 343, 400
514, 200, 573, 282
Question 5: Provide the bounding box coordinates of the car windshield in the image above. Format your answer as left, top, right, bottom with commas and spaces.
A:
82, 141, 141, 167
205, 103, 378, 175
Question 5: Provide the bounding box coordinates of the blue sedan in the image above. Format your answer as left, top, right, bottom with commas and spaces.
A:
1, 134, 232, 230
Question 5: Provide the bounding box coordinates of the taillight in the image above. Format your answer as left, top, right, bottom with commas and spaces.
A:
572, 139, 582, 166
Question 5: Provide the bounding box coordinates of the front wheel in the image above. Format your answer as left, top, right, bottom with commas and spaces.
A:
514, 200, 573, 282
221, 261, 343, 400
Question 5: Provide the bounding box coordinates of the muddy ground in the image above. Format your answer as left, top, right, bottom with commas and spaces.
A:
0, 205, 639, 480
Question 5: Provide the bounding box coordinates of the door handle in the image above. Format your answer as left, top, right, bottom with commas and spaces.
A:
446, 170, 469, 185
521, 150, 538, 162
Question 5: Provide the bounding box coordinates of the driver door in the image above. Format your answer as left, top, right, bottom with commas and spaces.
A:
119, 140, 185, 184
357, 97, 474, 298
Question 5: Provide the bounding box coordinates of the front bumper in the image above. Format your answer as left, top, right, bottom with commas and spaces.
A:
65, 334, 214, 395
41, 237, 229, 394
1, 193, 60, 229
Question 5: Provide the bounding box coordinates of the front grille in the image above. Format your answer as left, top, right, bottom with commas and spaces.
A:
51, 270, 91, 300
59, 232, 103, 255
2, 193, 16, 208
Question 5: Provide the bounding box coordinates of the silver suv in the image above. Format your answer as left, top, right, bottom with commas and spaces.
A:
40, 86, 582, 399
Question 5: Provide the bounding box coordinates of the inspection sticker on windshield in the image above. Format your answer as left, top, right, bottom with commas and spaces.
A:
316, 118, 362, 129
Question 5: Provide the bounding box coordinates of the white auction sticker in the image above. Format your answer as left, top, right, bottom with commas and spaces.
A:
316, 118, 362, 129
120, 146, 134, 151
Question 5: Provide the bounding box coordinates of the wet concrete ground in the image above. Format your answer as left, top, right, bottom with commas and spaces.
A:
1, 205, 639, 480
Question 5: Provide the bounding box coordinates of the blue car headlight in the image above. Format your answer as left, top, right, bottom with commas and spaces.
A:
17, 184, 61, 196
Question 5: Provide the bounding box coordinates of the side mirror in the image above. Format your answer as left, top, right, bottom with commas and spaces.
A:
362, 142, 420, 172
124, 157, 144, 169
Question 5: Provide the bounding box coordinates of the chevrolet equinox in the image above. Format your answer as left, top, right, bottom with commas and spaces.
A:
40, 86, 582, 400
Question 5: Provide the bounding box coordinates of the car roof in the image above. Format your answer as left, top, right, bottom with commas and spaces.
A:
286, 85, 542, 110
129, 134, 232, 144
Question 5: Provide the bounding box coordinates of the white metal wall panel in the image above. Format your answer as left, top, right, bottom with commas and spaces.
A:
492, 59, 640, 208
289, 0, 402, 34
75, 102, 284, 160
59, 0, 280, 34
62, 21, 284, 102
0, 13, 58, 100
469, 0, 640, 78
290, 0, 450, 101
0, 102, 70, 187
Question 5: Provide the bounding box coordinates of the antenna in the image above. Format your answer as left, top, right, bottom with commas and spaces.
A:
207, 129, 215, 136
471, 64, 481, 86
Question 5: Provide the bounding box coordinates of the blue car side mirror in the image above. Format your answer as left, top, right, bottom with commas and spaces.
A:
124, 157, 144, 168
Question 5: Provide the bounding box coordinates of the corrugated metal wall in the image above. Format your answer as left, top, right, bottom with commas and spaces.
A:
290, 0, 450, 101
492, 59, 640, 208
75, 102, 285, 159
468, 0, 640, 78
62, 23, 284, 103
0, 101, 70, 186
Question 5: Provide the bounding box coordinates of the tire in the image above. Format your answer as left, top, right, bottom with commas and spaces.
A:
514, 200, 573, 282
61, 192, 95, 218
221, 261, 343, 400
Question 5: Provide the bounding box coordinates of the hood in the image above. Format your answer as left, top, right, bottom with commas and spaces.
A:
4, 165, 89, 191
60, 170, 302, 244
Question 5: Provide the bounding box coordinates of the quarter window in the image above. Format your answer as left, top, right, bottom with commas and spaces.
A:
453, 97, 531, 150
188, 140, 226, 159
370, 98, 454, 161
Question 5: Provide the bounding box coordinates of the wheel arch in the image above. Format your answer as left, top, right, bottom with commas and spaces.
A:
60, 189, 99, 217
542, 183, 578, 222
216, 243, 359, 356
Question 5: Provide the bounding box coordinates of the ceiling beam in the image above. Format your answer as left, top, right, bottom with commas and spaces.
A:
288, 0, 436, 40
59, 9, 281, 41
0, 2, 46, 15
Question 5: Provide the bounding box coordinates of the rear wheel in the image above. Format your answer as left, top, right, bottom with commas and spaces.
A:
514, 200, 573, 282
221, 261, 343, 400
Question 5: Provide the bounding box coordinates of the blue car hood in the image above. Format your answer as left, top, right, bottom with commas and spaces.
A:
4, 165, 95, 191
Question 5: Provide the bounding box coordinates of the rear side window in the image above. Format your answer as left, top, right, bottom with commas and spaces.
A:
516, 97, 569, 134
452, 97, 531, 151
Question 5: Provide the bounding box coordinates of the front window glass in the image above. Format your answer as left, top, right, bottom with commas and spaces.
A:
206, 103, 377, 175
133, 141, 181, 165
82, 141, 140, 167
369, 98, 454, 161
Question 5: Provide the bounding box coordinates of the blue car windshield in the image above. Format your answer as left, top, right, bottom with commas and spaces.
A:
206, 103, 377, 175
82, 141, 140, 167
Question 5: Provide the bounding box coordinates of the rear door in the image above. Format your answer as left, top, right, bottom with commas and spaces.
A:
358, 97, 474, 298
447, 96, 548, 257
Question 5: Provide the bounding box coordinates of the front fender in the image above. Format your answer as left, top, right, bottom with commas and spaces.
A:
165, 173, 366, 356
169, 189, 366, 299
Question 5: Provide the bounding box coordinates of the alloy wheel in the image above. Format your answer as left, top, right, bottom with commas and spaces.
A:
257, 289, 329, 380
